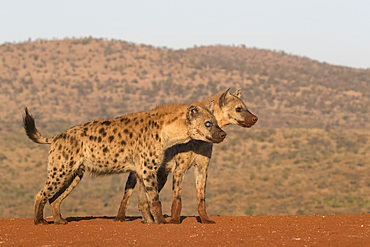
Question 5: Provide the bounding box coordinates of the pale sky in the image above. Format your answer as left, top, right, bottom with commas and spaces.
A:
1, 0, 369, 68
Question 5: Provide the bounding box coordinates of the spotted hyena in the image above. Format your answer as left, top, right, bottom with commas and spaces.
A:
115, 88, 258, 224
23, 101, 226, 225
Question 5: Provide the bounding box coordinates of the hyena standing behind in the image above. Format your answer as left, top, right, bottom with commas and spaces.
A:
23, 101, 226, 225
115, 88, 258, 224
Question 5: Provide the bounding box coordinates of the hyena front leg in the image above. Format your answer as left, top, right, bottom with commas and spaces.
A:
115, 171, 137, 222
194, 156, 215, 224
138, 162, 166, 224
137, 177, 154, 224
169, 161, 186, 224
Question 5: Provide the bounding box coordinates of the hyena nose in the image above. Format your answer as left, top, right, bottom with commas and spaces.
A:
252, 116, 258, 123
219, 130, 227, 139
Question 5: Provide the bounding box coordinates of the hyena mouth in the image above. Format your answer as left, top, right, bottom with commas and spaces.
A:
206, 135, 224, 143
236, 120, 253, 128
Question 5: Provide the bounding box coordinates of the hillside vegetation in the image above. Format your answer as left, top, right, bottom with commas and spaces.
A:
0, 38, 369, 218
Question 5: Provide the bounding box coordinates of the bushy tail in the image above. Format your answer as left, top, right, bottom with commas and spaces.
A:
23, 107, 52, 144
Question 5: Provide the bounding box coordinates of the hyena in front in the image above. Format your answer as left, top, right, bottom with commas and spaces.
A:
115, 88, 258, 224
23, 101, 226, 225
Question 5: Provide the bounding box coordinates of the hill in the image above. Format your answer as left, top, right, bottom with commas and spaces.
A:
0, 38, 369, 219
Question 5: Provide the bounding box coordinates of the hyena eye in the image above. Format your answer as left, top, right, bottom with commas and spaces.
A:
236, 107, 242, 112
205, 121, 212, 128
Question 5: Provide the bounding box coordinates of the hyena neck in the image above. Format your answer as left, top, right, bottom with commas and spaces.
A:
162, 124, 190, 150
159, 105, 191, 150
201, 93, 229, 129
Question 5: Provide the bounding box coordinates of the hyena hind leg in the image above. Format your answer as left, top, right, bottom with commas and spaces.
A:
49, 167, 85, 225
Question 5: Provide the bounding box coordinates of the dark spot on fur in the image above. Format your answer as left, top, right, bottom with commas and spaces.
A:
101, 120, 111, 126
121, 140, 126, 145
99, 128, 105, 134
109, 136, 114, 142
98, 136, 102, 142
103, 147, 108, 153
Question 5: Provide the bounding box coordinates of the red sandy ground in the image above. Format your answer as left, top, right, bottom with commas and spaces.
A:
0, 214, 369, 246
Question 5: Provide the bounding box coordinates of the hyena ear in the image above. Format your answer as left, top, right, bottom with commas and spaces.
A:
205, 100, 214, 114
232, 89, 242, 98
187, 105, 200, 121
219, 88, 231, 108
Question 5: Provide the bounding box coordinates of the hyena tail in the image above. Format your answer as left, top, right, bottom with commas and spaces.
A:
23, 107, 52, 144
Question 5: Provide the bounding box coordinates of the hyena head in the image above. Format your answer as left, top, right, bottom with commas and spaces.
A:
186, 100, 226, 143
219, 88, 258, 128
